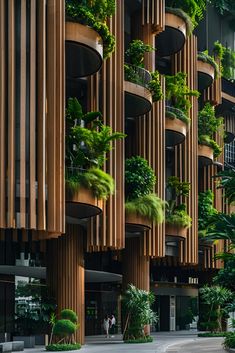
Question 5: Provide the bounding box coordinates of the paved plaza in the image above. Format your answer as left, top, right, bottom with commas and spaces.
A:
25, 332, 226, 353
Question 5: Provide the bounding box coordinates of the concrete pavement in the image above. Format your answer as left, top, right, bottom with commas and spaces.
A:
166, 337, 224, 352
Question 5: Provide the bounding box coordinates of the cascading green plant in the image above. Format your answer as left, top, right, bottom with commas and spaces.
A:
165, 72, 199, 124
66, 97, 125, 199
165, 176, 192, 228
166, 0, 207, 28
124, 40, 163, 102
198, 102, 224, 158
65, 0, 116, 58
198, 190, 218, 238
125, 156, 165, 223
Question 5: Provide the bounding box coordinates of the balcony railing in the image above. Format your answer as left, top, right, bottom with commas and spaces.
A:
124, 63, 151, 90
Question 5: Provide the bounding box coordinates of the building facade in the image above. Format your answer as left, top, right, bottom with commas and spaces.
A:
0, 0, 235, 345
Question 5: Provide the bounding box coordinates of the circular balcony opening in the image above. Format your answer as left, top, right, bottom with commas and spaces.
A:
66, 22, 103, 78
155, 13, 186, 57
125, 64, 152, 117
197, 60, 215, 91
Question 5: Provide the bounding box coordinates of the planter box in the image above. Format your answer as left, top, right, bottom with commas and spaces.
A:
13, 336, 35, 348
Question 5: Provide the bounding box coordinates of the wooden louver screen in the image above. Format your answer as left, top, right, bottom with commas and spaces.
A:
0, 0, 65, 239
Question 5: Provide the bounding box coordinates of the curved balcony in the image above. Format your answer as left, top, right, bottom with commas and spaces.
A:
165, 107, 188, 146
197, 59, 215, 91
65, 168, 103, 221
125, 64, 152, 117
125, 213, 152, 234
198, 144, 214, 166
66, 21, 103, 78
224, 131, 235, 144
165, 224, 187, 240
155, 12, 187, 57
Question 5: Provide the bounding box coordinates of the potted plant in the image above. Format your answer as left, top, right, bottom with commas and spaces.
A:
124, 40, 163, 116
125, 156, 165, 232
165, 176, 192, 238
66, 98, 125, 218
198, 102, 224, 164
13, 280, 56, 348
165, 72, 199, 146
122, 285, 158, 343
46, 309, 81, 351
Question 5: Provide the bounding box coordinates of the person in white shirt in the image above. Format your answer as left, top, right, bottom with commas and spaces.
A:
110, 314, 116, 336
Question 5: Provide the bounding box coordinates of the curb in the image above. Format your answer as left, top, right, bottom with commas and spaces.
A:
226, 349, 235, 352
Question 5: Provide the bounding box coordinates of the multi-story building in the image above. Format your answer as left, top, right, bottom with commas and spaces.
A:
0, 0, 235, 345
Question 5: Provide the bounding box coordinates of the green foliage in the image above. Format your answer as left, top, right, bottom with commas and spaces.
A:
66, 168, 114, 200
166, 106, 190, 125
199, 285, 233, 332
198, 51, 220, 78
224, 332, 235, 349
66, 98, 125, 197
213, 41, 225, 61
165, 72, 199, 117
198, 190, 218, 237
122, 285, 158, 341
198, 332, 226, 337
167, 176, 190, 197
125, 156, 156, 200
214, 254, 235, 291
209, 0, 235, 16
15, 281, 56, 335
165, 7, 194, 35
60, 310, 78, 324
148, 71, 163, 102
198, 103, 224, 158
166, 177, 192, 228
205, 213, 235, 248
46, 344, 81, 351
65, 0, 115, 58
124, 336, 153, 343
53, 320, 77, 337
216, 169, 235, 205
222, 47, 235, 81
165, 0, 207, 27
125, 194, 165, 224
125, 40, 154, 68
124, 64, 144, 86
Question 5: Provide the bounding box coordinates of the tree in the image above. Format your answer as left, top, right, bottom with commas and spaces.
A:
199, 285, 233, 332
122, 285, 158, 341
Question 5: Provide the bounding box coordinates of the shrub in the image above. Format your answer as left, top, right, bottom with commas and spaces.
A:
125, 40, 154, 68
65, 0, 115, 58
148, 71, 163, 102
198, 51, 220, 78
46, 344, 81, 351
60, 309, 78, 324
125, 194, 165, 223
124, 336, 153, 344
198, 332, 226, 337
166, 106, 190, 125
198, 190, 218, 238
222, 47, 235, 81
125, 156, 156, 200
224, 332, 235, 349
53, 320, 77, 337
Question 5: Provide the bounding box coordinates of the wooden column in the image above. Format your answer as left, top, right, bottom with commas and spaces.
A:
122, 237, 150, 291
47, 225, 85, 344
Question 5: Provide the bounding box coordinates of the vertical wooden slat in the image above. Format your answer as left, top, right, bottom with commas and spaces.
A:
29, 0, 37, 229
7, 0, 16, 228
20, 0, 27, 228
0, 0, 6, 228
37, 0, 46, 230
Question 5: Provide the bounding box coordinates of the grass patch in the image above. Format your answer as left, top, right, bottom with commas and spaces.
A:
46, 344, 81, 351
124, 336, 153, 344
198, 332, 227, 337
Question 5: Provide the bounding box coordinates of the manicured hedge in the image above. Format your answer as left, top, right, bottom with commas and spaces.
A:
46, 344, 81, 351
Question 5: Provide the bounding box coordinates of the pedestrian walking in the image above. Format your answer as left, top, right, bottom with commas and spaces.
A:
103, 314, 111, 338
110, 314, 116, 337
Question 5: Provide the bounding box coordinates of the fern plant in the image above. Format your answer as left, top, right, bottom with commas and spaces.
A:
166, 0, 207, 27
125, 194, 165, 223
66, 98, 125, 199
198, 190, 218, 238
